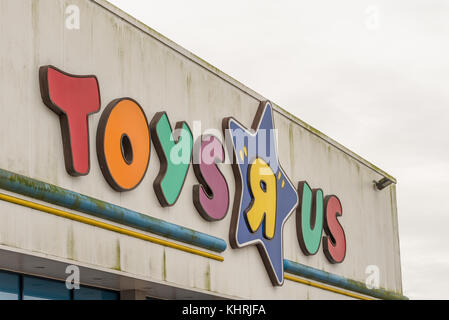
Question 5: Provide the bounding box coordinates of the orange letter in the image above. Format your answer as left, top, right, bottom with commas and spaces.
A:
97, 98, 151, 191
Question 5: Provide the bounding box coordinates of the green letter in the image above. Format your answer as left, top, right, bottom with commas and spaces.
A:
150, 112, 193, 207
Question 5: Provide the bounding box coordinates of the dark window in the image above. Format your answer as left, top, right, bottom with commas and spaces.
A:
0, 271, 20, 300
74, 285, 119, 300
0, 270, 119, 300
22, 276, 71, 300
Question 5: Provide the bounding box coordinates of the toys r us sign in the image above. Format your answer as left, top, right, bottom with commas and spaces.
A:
39, 65, 346, 286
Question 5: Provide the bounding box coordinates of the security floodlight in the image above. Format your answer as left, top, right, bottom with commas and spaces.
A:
374, 177, 394, 190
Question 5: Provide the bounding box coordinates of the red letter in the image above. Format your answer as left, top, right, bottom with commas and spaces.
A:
323, 195, 347, 263
39, 66, 101, 176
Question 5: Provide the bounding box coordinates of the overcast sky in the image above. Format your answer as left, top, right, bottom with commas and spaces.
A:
108, 0, 449, 299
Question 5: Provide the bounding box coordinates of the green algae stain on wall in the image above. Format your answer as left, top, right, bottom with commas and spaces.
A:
114, 239, 121, 271
67, 225, 75, 260
205, 262, 211, 291
162, 249, 167, 281
289, 123, 295, 174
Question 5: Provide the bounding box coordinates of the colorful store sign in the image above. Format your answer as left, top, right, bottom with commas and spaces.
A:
38, 65, 347, 286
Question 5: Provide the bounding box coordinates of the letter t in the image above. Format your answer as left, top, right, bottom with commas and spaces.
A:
39, 66, 101, 176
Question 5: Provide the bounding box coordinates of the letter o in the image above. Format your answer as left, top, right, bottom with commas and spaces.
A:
97, 98, 150, 191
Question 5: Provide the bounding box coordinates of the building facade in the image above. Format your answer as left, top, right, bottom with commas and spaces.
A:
0, 0, 404, 300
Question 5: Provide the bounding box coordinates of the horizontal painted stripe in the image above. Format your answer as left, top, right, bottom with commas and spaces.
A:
284, 274, 372, 300
0, 168, 227, 253
0, 193, 224, 261
284, 260, 408, 300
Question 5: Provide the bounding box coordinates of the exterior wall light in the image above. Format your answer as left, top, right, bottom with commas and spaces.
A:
374, 177, 394, 190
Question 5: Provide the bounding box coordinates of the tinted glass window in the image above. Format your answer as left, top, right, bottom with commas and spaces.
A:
0, 271, 20, 300
74, 286, 119, 300
22, 276, 71, 300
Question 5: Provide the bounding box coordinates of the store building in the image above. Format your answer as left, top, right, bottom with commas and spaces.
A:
0, 0, 405, 300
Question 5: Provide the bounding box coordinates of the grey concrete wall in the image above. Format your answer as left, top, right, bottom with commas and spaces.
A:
0, 0, 402, 299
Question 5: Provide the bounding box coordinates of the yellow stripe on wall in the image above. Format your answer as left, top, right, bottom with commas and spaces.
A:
0, 193, 224, 262
284, 274, 373, 300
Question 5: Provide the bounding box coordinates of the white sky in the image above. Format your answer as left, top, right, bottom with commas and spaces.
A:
108, 0, 449, 299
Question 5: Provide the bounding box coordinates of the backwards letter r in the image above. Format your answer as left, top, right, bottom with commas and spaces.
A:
39, 65, 101, 176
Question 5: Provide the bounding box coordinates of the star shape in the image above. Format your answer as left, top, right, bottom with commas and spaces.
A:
223, 101, 299, 286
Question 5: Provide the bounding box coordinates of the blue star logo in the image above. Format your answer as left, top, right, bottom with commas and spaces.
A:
223, 101, 299, 286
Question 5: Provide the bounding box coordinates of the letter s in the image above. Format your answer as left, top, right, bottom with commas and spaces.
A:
192, 135, 229, 221
323, 195, 346, 263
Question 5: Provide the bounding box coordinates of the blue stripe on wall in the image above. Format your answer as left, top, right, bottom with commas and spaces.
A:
284, 259, 407, 300
0, 168, 227, 253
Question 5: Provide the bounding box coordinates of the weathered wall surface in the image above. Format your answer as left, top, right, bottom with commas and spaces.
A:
0, 0, 402, 299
